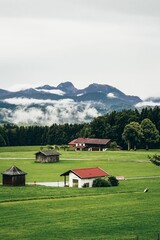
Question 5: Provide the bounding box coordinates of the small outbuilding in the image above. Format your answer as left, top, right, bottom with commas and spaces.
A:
35, 150, 60, 163
60, 167, 109, 188
1, 166, 27, 186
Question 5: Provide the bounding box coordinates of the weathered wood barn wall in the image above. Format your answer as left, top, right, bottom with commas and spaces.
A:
35, 150, 60, 163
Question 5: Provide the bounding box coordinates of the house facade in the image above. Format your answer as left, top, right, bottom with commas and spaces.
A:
35, 150, 60, 163
68, 138, 111, 151
60, 167, 109, 188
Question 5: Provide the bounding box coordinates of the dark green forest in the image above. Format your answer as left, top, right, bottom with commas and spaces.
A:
0, 107, 160, 150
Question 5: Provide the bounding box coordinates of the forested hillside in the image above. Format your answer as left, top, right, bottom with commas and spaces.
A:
0, 107, 160, 150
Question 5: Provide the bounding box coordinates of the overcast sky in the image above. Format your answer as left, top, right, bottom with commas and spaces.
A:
0, 0, 160, 99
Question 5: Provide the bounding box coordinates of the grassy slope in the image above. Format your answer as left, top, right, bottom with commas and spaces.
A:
0, 146, 160, 240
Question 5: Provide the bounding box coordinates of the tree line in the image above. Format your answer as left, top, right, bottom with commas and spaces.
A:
0, 107, 160, 150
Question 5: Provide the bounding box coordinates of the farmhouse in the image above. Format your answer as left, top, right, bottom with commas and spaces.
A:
1, 166, 27, 186
60, 167, 109, 188
68, 138, 111, 151
35, 150, 60, 163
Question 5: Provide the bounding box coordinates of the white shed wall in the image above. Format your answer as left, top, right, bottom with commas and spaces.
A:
69, 172, 96, 188
69, 172, 79, 187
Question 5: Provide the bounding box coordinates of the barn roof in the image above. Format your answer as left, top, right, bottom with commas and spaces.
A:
36, 150, 60, 156
2, 166, 27, 176
68, 138, 111, 145
60, 167, 109, 179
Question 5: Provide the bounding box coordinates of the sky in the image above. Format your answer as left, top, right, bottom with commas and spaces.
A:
0, 0, 160, 100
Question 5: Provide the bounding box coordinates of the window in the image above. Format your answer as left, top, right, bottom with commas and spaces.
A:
73, 179, 78, 187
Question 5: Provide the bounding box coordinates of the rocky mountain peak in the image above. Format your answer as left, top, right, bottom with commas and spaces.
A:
36, 85, 56, 90
57, 81, 78, 94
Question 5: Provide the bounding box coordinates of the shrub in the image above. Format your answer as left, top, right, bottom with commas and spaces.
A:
108, 176, 119, 186
92, 178, 110, 187
109, 141, 118, 150
46, 145, 53, 150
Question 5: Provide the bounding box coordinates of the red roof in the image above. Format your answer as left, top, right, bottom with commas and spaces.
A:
68, 138, 111, 145
66, 167, 109, 179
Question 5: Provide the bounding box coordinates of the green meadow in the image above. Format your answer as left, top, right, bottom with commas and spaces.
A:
0, 146, 160, 240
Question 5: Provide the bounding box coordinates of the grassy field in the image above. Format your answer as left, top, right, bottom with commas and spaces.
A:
0, 146, 160, 240
0, 146, 160, 182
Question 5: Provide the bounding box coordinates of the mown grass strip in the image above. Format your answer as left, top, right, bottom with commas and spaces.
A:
0, 190, 144, 204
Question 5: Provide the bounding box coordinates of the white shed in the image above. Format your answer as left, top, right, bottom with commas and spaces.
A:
60, 167, 109, 188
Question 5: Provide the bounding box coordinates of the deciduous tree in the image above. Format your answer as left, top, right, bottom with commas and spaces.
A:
122, 121, 143, 150
141, 118, 159, 150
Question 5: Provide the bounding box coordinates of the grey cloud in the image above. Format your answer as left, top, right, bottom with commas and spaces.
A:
135, 101, 160, 108
2, 98, 100, 125
0, 0, 160, 21
3, 98, 74, 106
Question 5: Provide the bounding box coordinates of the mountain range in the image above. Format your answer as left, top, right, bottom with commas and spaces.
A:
0, 82, 159, 125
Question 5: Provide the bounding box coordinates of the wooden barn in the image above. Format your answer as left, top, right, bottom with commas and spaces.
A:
60, 167, 109, 188
35, 150, 60, 163
1, 166, 27, 186
68, 138, 111, 151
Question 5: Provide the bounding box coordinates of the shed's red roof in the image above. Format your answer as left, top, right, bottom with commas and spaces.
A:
68, 138, 111, 145
72, 167, 109, 179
